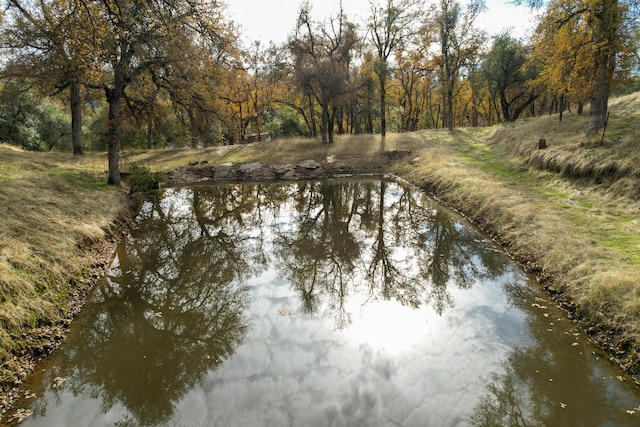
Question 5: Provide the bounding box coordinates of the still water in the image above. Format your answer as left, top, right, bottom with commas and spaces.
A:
7, 178, 640, 426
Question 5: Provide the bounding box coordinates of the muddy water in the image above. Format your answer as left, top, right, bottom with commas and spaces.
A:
7, 178, 640, 426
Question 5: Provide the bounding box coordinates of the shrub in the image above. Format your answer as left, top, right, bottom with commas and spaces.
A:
127, 164, 163, 195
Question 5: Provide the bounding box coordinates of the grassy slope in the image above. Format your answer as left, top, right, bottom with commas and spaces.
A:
1, 92, 639, 405
0, 145, 127, 393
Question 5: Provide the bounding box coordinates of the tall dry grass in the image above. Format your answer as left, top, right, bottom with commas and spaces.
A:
0, 145, 126, 371
486, 94, 640, 200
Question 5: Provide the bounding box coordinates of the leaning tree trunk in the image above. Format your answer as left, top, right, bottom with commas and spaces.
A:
70, 81, 83, 155
586, 0, 619, 137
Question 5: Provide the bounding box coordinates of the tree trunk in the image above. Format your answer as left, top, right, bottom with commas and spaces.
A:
308, 93, 317, 137
586, 0, 618, 137
147, 119, 154, 149
188, 108, 199, 148
500, 93, 511, 122
106, 72, 126, 186
352, 97, 360, 134
586, 56, 612, 136
320, 103, 329, 144
379, 73, 387, 137
329, 106, 337, 144
70, 81, 83, 155
444, 83, 454, 130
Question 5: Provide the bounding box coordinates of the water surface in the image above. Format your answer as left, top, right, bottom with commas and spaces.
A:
8, 178, 640, 426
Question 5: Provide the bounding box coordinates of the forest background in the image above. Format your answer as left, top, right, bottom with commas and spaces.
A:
0, 0, 638, 184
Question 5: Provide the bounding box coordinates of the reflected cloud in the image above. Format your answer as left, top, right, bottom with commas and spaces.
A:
470, 280, 640, 427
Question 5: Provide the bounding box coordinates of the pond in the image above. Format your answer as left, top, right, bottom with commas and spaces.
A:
6, 178, 640, 426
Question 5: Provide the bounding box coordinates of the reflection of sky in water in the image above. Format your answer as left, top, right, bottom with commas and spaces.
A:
173, 267, 527, 426
15, 179, 640, 427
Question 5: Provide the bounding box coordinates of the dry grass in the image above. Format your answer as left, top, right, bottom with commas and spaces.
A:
0, 144, 126, 367
486, 95, 640, 200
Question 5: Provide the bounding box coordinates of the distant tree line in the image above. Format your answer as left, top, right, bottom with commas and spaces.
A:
0, 0, 638, 184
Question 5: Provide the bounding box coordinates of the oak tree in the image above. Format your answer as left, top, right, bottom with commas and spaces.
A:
367, 0, 423, 137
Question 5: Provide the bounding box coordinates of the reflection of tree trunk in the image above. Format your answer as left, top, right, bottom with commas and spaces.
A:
369, 181, 392, 299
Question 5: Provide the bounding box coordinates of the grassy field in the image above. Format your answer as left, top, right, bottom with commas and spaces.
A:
1, 92, 640, 410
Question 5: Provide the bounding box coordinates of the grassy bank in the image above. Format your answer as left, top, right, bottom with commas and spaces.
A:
0, 145, 129, 409
1, 92, 639, 411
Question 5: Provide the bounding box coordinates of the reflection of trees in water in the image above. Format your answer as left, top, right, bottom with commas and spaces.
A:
275, 182, 362, 327
33, 186, 273, 426
275, 179, 510, 327
470, 281, 636, 427
26, 180, 516, 425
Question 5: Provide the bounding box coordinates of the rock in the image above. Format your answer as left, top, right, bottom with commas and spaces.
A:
213, 165, 236, 181
238, 162, 274, 181
297, 160, 320, 170
273, 164, 296, 176
250, 167, 275, 181
239, 162, 264, 173
282, 170, 298, 180
199, 167, 214, 178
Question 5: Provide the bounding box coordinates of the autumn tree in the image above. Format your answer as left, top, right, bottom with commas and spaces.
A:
354, 52, 380, 133
367, 0, 423, 137
523, 0, 634, 136
66, 0, 234, 184
3, 0, 102, 154
152, 24, 240, 148
394, 46, 436, 131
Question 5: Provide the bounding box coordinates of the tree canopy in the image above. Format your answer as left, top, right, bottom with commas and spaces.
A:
1, 0, 638, 182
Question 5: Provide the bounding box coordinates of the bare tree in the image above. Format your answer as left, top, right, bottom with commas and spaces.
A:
289, 2, 358, 144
